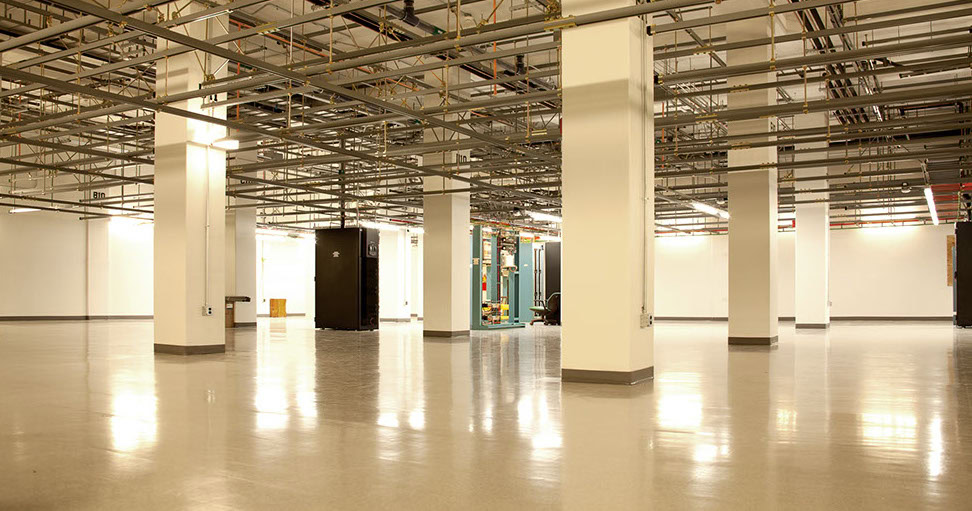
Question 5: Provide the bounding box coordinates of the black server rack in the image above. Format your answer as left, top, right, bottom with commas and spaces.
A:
315, 228, 380, 330
956, 223, 972, 326
544, 241, 561, 299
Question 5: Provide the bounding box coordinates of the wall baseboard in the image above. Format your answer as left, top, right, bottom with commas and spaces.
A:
831, 316, 952, 321
656, 316, 951, 322
256, 313, 306, 317
0, 315, 152, 321
656, 317, 795, 321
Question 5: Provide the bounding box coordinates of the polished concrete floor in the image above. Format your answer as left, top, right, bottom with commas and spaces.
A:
1, 318, 970, 510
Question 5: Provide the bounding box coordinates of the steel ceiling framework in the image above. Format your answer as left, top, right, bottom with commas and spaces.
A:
0, 0, 969, 234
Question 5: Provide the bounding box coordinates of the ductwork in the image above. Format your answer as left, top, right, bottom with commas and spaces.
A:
399, 0, 420, 27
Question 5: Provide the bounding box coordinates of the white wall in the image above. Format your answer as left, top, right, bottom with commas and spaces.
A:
105, 217, 154, 316
654, 235, 728, 318
256, 235, 315, 316
86, 217, 154, 317
654, 232, 794, 318
0, 209, 953, 321
830, 224, 952, 317
1, 209, 315, 319
654, 224, 951, 319
379, 229, 412, 321
0, 209, 87, 317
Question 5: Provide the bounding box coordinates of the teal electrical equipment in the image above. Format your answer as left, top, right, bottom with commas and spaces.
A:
470, 225, 527, 330
515, 238, 535, 323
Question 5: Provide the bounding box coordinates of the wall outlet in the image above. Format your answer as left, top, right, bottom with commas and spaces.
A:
640, 313, 653, 329
202, 306, 213, 316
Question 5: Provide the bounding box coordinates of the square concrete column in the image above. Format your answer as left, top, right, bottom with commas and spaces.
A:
153, 8, 230, 354
422, 68, 471, 339
726, 0, 779, 345
794, 113, 830, 328
410, 233, 423, 320
560, 0, 654, 384
422, 188, 470, 338
225, 202, 257, 327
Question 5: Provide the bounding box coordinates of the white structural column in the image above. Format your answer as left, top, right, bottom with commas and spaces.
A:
379, 228, 412, 322
560, 0, 654, 384
726, 0, 779, 345
794, 112, 830, 328
225, 204, 257, 326
411, 233, 424, 320
153, 6, 230, 354
422, 68, 471, 338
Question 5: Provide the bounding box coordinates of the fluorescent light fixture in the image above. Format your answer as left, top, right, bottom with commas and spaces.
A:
212, 137, 239, 151
360, 220, 401, 231
924, 187, 939, 225
256, 228, 287, 237
8, 207, 39, 214
256, 227, 312, 240
691, 201, 729, 220
527, 211, 562, 223
194, 8, 231, 23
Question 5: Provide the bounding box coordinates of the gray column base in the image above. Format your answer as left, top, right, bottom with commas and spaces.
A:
232, 322, 257, 327
423, 330, 469, 339
795, 323, 829, 329
562, 366, 654, 385
728, 336, 778, 346
154, 344, 226, 355
380, 318, 412, 323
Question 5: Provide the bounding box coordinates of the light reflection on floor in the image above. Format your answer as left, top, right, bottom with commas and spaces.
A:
0, 318, 970, 509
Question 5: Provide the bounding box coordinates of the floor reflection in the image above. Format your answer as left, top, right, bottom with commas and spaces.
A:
0, 318, 970, 509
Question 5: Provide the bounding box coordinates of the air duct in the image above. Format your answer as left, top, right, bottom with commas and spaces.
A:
399, 0, 420, 27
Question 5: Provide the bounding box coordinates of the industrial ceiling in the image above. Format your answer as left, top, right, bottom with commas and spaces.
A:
0, 0, 969, 234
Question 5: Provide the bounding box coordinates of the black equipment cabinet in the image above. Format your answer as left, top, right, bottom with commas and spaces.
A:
315, 228, 380, 330
956, 223, 972, 326
544, 241, 561, 299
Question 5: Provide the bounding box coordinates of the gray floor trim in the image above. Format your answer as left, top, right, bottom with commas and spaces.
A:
154, 344, 226, 355
380, 318, 412, 323
562, 366, 654, 385
657, 317, 796, 322
832, 316, 952, 321
656, 316, 727, 321
232, 322, 257, 327
423, 330, 470, 339
728, 336, 779, 346
0, 315, 153, 321
796, 323, 830, 329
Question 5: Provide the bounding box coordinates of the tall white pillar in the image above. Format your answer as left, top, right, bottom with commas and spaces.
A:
225, 204, 257, 326
794, 113, 830, 328
727, 0, 779, 345
379, 228, 412, 322
410, 233, 423, 320
153, 7, 229, 354
422, 187, 470, 337
422, 68, 471, 339
560, 0, 654, 384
